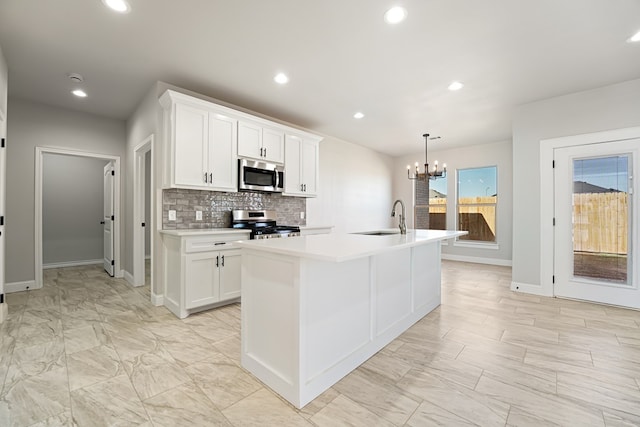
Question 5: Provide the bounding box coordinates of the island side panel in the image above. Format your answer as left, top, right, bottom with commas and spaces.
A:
374, 247, 412, 337
412, 241, 442, 312
300, 256, 372, 404
241, 249, 301, 405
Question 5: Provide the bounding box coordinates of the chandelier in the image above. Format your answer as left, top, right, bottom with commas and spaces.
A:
407, 133, 446, 181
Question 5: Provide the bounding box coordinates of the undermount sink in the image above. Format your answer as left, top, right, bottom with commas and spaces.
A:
352, 230, 400, 236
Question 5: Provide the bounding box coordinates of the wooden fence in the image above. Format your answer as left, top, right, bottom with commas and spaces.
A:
573, 192, 627, 255
427, 197, 497, 241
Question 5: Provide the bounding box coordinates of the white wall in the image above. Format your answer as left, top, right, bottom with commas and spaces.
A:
394, 140, 513, 264
512, 78, 640, 289
5, 98, 126, 284
306, 136, 395, 233
124, 83, 160, 295
42, 154, 109, 265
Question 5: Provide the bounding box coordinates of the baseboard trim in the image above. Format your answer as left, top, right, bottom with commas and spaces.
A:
441, 254, 512, 267
511, 281, 552, 297
151, 292, 164, 306
43, 259, 102, 269
123, 270, 135, 286
5, 280, 39, 293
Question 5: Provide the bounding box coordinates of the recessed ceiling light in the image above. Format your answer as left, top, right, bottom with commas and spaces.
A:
101, 0, 131, 13
384, 7, 407, 24
448, 81, 464, 91
72, 89, 87, 98
627, 30, 640, 43
274, 73, 289, 84
353, 112, 365, 119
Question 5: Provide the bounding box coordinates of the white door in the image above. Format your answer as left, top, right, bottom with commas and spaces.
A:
209, 112, 237, 191
301, 139, 318, 195
185, 252, 219, 308
219, 249, 242, 300
284, 135, 302, 194
262, 127, 284, 164
0, 111, 6, 301
174, 103, 209, 188
238, 121, 263, 160
103, 162, 115, 276
554, 139, 640, 308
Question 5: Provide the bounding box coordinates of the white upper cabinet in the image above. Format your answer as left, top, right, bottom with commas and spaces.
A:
174, 103, 209, 188
161, 91, 237, 192
208, 113, 237, 191
160, 90, 322, 194
238, 120, 284, 164
284, 134, 320, 197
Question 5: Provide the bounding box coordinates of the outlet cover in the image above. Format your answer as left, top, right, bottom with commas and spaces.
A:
300, 212, 305, 219
196, 211, 203, 221
168, 210, 177, 221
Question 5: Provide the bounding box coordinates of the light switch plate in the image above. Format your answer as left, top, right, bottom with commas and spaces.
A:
168, 210, 177, 221
196, 211, 203, 221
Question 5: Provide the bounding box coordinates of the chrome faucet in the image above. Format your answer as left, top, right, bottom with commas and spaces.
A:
391, 199, 407, 235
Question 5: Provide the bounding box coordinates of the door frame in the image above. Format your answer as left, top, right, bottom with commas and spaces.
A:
132, 135, 154, 287
540, 126, 640, 297
35, 146, 122, 289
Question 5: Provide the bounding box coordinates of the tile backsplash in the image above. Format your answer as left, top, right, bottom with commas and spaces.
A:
162, 189, 306, 229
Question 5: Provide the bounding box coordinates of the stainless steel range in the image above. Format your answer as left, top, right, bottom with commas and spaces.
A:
232, 210, 300, 240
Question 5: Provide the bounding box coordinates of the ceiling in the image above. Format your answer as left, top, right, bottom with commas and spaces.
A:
0, 0, 639, 156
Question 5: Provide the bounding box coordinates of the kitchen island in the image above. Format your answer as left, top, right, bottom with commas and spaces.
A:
236, 229, 465, 408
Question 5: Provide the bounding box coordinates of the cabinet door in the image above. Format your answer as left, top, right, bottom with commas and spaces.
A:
262, 127, 285, 164
209, 112, 238, 192
174, 103, 209, 188
238, 121, 263, 160
284, 135, 303, 195
219, 249, 242, 300
185, 252, 219, 309
301, 139, 319, 196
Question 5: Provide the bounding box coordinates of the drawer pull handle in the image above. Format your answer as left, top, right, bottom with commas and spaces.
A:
214, 242, 226, 246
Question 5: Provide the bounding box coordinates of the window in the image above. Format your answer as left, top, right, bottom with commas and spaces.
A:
428, 176, 447, 230
457, 166, 497, 242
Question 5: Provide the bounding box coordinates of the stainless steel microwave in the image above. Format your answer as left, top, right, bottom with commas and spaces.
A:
238, 159, 284, 193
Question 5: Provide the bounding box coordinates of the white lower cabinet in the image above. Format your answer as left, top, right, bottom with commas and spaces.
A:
185, 250, 242, 309
161, 231, 249, 318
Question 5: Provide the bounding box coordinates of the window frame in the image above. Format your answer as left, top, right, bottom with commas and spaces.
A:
455, 165, 499, 248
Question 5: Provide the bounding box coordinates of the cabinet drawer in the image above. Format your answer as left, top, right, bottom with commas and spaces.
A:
185, 238, 239, 253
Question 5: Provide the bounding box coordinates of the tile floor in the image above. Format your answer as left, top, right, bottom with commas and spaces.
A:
1, 261, 640, 426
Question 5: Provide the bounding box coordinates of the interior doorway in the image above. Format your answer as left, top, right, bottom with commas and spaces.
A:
133, 135, 154, 288
35, 147, 121, 289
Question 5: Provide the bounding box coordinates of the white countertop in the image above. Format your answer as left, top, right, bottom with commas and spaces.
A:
160, 228, 251, 237
236, 229, 466, 262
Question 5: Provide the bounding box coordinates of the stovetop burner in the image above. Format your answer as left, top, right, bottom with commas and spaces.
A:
232, 210, 300, 240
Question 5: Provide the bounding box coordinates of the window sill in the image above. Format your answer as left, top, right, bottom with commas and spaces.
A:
453, 241, 500, 250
